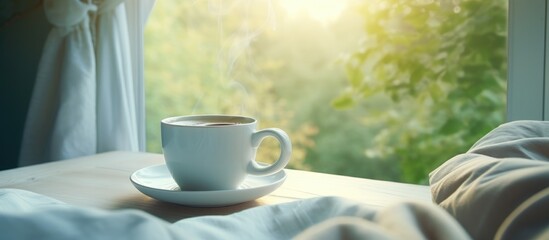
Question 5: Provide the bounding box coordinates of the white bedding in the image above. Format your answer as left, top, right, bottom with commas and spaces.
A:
1, 120, 548, 239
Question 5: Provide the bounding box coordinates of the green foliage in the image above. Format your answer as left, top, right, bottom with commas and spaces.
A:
145, 0, 507, 184
337, 0, 507, 183
331, 92, 356, 109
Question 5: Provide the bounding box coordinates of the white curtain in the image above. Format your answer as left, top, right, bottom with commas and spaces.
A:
19, 0, 155, 166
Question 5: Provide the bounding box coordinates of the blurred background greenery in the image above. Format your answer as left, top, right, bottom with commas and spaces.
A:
144, 0, 507, 184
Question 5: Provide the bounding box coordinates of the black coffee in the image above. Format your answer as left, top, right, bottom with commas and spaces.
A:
201, 123, 237, 126
172, 120, 238, 126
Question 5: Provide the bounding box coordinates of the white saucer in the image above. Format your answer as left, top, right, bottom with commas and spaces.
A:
130, 164, 286, 207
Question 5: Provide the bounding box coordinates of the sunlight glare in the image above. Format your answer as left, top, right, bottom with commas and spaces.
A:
280, 0, 348, 23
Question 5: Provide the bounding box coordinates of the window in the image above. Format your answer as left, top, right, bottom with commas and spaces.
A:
144, 0, 510, 184
507, 0, 549, 121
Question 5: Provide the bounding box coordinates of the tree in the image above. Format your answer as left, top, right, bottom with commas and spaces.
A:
334, 0, 507, 183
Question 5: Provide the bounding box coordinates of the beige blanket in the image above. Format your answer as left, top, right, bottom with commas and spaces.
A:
1, 121, 547, 239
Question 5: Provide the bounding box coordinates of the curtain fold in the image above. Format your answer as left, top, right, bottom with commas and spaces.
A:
19, 0, 154, 166
96, 2, 138, 153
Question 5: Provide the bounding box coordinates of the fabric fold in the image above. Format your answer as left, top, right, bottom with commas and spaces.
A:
19, 3, 97, 166
430, 120, 549, 240
0, 189, 469, 240
19, 0, 144, 166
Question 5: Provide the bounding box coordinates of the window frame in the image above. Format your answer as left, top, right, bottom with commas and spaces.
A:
507, 0, 549, 121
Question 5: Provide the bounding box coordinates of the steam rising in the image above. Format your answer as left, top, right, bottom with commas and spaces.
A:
190, 0, 277, 115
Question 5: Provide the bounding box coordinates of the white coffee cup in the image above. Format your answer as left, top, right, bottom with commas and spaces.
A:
161, 115, 292, 191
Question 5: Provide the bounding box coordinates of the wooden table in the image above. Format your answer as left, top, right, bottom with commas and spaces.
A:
0, 151, 431, 222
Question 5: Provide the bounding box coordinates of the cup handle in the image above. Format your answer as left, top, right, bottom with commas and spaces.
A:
248, 128, 292, 175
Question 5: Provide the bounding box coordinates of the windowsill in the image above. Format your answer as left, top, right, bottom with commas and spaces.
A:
0, 151, 431, 222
